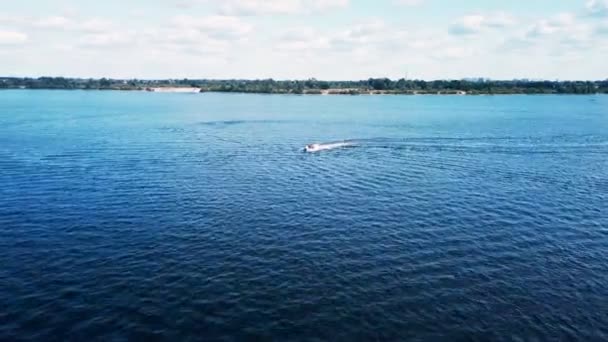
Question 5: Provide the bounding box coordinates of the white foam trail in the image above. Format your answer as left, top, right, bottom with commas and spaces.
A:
304, 141, 354, 153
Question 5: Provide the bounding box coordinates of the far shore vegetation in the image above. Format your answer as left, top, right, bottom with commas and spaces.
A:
2, 77, 607, 95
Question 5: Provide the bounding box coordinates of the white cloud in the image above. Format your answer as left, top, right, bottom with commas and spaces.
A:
71, 15, 252, 53
0, 15, 24, 26
449, 12, 515, 35
0, 30, 28, 45
393, 0, 424, 6
79, 19, 114, 33
276, 27, 331, 52
433, 46, 474, 59
275, 19, 463, 64
2, 15, 116, 34
0, 12, 253, 55
219, 0, 300, 15
483, 13, 516, 28
32, 16, 72, 29
79, 32, 135, 47
2, 1, 607, 80
586, 0, 608, 17
279, 27, 318, 41
527, 13, 577, 36
217, 0, 349, 15
526, 13, 592, 42
502, 11, 603, 61
596, 23, 608, 35
170, 15, 252, 39
449, 15, 484, 35
143, 27, 235, 55
174, 1, 195, 9
328, 19, 392, 50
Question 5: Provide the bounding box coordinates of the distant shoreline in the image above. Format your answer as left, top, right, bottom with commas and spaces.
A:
1, 87, 606, 96
2, 77, 607, 95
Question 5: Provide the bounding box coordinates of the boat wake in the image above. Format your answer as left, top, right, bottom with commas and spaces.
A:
302, 136, 608, 154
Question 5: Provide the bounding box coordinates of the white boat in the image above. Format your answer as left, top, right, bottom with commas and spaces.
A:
303, 141, 353, 153
304, 143, 322, 152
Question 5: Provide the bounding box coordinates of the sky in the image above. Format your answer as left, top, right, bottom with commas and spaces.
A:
0, 0, 607, 80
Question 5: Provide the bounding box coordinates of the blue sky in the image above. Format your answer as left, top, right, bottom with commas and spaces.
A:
1, 0, 607, 80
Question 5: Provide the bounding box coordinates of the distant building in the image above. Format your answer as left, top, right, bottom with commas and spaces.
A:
462, 78, 489, 83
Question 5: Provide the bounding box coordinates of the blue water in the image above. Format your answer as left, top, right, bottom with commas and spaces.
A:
1, 90, 607, 340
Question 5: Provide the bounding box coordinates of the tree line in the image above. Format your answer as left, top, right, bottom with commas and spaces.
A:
1, 77, 607, 94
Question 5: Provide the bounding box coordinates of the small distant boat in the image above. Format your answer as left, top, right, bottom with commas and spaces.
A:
304, 143, 322, 152
303, 141, 354, 153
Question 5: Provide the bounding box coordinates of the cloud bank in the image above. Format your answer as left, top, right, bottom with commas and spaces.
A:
0, 1, 606, 80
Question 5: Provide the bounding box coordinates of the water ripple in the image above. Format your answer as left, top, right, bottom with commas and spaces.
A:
1, 92, 607, 340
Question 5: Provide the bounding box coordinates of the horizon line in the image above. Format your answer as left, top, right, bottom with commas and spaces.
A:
2, 75, 608, 82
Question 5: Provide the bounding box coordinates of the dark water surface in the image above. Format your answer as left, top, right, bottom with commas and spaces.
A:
1, 91, 607, 340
